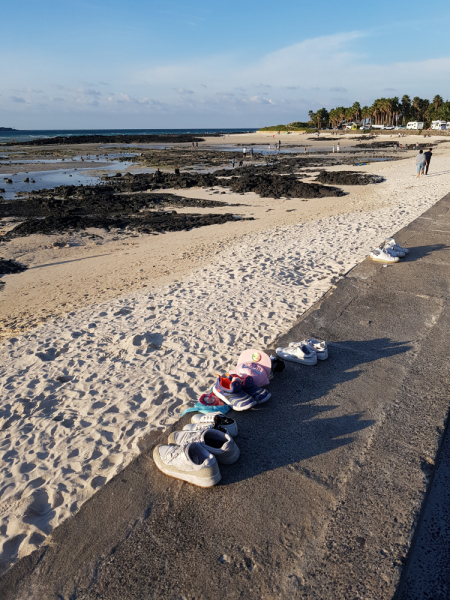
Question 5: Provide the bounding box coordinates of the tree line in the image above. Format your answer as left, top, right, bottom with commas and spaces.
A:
308, 95, 450, 129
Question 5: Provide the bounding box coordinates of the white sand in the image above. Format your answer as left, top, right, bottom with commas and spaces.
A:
1, 147, 450, 573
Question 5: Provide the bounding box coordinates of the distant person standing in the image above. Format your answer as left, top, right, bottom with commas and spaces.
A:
424, 147, 433, 174
174, 166, 180, 175
232, 157, 235, 168
250, 148, 254, 159
192, 142, 195, 149
196, 142, 198, 149
416, 149, 426, 178
415, 142, 419, 151
243, 147, 247, 158
337, 143, 340, 153
332, 144, 335, 154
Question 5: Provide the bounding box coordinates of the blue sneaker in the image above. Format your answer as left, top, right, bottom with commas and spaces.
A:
213, 376, 256, 411
231, 374, 271, 404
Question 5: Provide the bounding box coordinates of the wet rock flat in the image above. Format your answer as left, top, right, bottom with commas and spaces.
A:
315, 171, 384, 185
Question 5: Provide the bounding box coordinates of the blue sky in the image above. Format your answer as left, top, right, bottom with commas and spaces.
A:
2, 0, 450, 129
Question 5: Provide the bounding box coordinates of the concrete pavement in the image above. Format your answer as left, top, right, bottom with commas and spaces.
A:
1, 193, 450, 600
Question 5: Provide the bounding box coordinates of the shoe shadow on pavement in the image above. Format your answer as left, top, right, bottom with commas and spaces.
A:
403, 243, 448, 262
222, 337, 411, 485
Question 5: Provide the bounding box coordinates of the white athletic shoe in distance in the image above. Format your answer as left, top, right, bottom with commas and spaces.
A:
168, 428, 240, 465
153, 442, 221, 487
276, 343, 317, 365
370, 248, 399, 263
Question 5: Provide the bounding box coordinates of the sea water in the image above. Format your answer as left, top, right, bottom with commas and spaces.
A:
0, 128, 258, 144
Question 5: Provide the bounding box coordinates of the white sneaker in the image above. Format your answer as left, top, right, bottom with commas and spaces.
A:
304, 338, 328, 360
187, 412, 238, 437
385, 238, 409, 254
380, 244, 405, 258
370, 248, 399, 263
168, 428, 240, 465
276, 343, 317, 365
153, 442, 221, 487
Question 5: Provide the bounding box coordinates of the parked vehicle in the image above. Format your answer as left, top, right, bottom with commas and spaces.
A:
395, 126, 406, 130
360, 125, 371, 130
406, 122, 424, 130
384, 126, 395, 130
371, 125, 385, 129
431, 120, 447, 130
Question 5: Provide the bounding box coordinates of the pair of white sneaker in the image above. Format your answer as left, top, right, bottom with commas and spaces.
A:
370, 238, 408, 263
276, 338, 328, 365
153, 413, 239, 488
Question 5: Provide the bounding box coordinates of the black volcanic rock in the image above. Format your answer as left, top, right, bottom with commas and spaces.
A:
315, 171, 384, 185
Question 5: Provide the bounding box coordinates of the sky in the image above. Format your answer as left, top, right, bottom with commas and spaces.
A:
1, 0, 450, 129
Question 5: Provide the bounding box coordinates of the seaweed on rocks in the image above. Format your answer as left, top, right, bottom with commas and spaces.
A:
314, 171, 384, 185
3, 212, 248, 241
0, 258, 28, 290
224, 173, 345, 199
0, 258, 28, 275
0, 191, 230, 220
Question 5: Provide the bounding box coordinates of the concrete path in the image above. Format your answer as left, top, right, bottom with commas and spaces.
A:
1, 194, 450, 600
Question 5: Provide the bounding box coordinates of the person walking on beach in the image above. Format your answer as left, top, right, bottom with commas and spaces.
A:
332, 144, 335, 154
424, 147, 433, 174
416, 149, 426, 178
243, 147, 247, 158
337, 143, 340, 153
232, 157, 235, 168
174, 166, 180, 175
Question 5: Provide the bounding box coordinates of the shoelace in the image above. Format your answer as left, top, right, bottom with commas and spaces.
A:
164, 444, 185, 463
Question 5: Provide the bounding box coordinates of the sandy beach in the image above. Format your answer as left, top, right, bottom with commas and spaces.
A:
1, 132, 450, 574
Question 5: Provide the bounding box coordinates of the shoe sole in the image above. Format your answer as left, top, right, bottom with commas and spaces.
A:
153, 447, 221, 488
370, 256, 399, 263
214, 388, 257, 411
276, 351, 317, 365
316, 350, 328, 360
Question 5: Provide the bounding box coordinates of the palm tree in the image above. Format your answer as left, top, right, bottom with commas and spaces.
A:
391, 97, 400, 126
401, 95, 411, 124
361, 105, 371, 126
412, 96, 422, 121
433, 95, 443, 113
352, 101, 361, 123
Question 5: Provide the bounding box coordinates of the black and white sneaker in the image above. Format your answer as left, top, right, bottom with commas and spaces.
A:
184, 412, 238, 437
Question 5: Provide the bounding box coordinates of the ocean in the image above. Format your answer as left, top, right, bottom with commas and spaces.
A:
0, 128, 258, 144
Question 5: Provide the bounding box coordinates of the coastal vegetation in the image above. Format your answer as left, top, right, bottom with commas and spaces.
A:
262, 95, 450, 131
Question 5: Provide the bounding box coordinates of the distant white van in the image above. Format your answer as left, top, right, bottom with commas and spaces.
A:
406, 122, 424, 130
371, 124, 385, 129
431, 120, 447, 130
